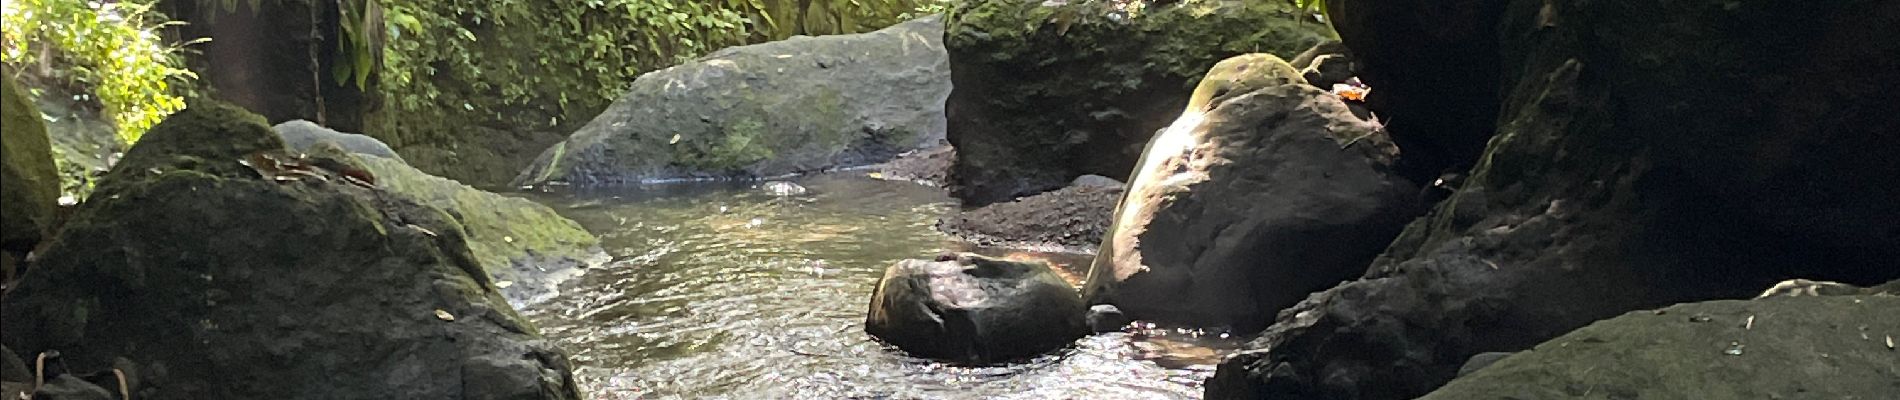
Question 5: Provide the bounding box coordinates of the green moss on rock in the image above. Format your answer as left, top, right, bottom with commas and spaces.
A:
1, 74, 61, 250
0, 103, 583, 399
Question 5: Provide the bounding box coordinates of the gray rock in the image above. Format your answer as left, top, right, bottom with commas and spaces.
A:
1084, 55, 1418, 332
1453, 352, 1513, 377
0, 104, 582, 400
515, 16, 950, 186
272, 120, 405, 162
1068, 174, 1123, 189
759, 181, 809, 197
1423, 296, 1900, 399
865, 253, 1088, 364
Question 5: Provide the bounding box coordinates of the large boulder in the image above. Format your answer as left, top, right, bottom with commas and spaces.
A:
865, 253, 1088, 364
272, 121, 604, 306
1, 74, 60, 253
1082, 54, 1417, 332
0, 104, 582, 400
942, 0, 1333, 206
1207, 1, 1900, 398
1422, 295, 1900, 399
513, 16, 950, 187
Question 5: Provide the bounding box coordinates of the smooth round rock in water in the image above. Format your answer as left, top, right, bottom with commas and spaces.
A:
865, 253, 1088, 364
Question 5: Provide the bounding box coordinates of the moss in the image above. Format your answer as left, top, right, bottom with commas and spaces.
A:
1, 74, 61, 249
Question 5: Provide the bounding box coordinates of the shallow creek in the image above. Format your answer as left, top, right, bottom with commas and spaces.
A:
516, 173, 1238, 399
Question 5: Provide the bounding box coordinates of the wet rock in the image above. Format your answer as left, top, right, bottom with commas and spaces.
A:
1085, 304, 1131, 333
0, 104, 582, 400
865, 253, 1088, 364
1422, 296, 1900, 399
1207, 1, 1900, 398
759, 181, 809, 197
1, 74, 60, 253
515, 16, 949, 187
274, 120, 406, 162
1084, 54, 1417, 332
943, 0, 1334, 206
30, 81, 122, 199
936, 185, 1121, 250
873, 145, 954, 187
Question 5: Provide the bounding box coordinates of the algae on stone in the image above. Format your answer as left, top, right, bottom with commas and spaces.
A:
1, 74, 61, 251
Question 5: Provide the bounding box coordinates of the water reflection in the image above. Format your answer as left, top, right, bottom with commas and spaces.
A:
518, 173, 1234, 399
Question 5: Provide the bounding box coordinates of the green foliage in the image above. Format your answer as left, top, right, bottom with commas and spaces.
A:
1, 0, 195, 144
373, 0, 948, 149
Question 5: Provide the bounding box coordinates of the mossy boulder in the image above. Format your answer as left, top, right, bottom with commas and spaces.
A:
0, 104, 582, 399
273, 121, 604, 306
1423, 296, 1900, 399
513, 16, 950, 187
1, 74, 61, 252
1207, 0, 1900, 398
942, 0, 1334, 205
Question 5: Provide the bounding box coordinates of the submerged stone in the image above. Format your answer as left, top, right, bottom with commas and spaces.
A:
865, 253, 1088, 364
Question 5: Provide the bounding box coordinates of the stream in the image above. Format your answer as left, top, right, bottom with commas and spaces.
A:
516, 173, 1238, 399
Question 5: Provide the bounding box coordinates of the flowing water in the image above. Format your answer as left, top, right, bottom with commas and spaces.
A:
516, 173, 1238, 399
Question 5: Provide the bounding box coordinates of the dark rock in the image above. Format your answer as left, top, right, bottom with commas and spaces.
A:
936, 185, 1121, 250
0, 104, 582, 400
0, 346, 26, 383
31, 81, 122, 199
1324, 0, 1510, 181
1084, 54, 1417, 332
514, 16, 949, 187
1, 74, 60, 252
1453, 352, 1512, 377
1085, 304, 1131, 333
163, 0, 373, 132
1207, 1, 1900, 398
1423, 296, 1900, 399
943, 0, 1334, 206
873, 145, 954, 187
865, 253, 1088, 364
31, 375, 113, 400
274, 120, 406, 162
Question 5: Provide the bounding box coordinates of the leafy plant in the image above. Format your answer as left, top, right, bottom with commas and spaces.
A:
372, 0, 950, 153
1, 0, 197, 144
